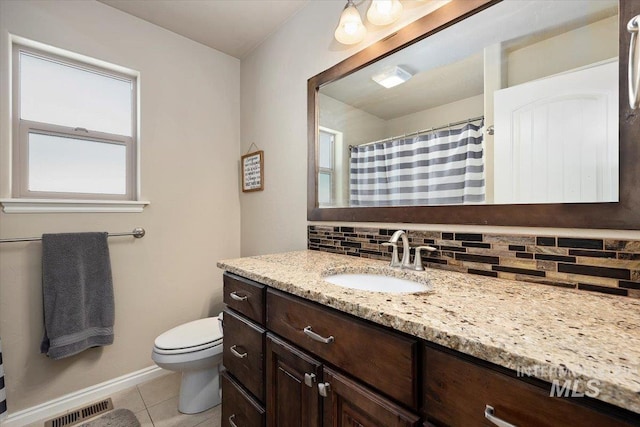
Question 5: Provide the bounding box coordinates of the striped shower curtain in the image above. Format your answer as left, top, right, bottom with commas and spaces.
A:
349, 121, 485, 206
0, 337, 6, 419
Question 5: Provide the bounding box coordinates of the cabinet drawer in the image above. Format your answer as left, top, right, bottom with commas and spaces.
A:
222, 371, 265, 427
266, 289, 418, 409
424, 345, 638, 427
224, 273, 265, 325
224, 309, 266, 402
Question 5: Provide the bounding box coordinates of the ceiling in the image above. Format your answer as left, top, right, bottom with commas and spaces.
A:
99, 0, 309, 59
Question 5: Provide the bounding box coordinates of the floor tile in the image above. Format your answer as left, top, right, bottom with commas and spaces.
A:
194, 405, 221, 426
147, 397, 219, 427
138, 371, 181, 407
136, 408, 154, 427
111, 386, 147, 414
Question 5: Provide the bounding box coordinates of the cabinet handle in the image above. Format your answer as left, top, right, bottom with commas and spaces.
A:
318, 382, 331, 397
304, 373, 316, 387
484, 405, 517, 427
629, 15, 640, 109
230, 345, 247, 359
229, 414, 239, 427
230, 291, 248, 301
303, 326, 334, 344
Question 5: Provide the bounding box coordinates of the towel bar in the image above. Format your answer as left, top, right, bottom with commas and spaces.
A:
0, 227, 146, 243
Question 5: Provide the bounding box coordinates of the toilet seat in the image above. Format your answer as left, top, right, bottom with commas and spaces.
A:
153, 338, 222, 355
154, 317, 223, 354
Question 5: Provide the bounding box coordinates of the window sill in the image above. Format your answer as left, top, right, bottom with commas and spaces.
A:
0, 198, 150, 213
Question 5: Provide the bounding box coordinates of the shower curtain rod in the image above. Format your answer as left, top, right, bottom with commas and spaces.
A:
349, 115, 485, 150
0, 227, 146, 243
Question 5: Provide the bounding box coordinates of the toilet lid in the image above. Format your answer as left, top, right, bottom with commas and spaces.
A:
154, 317, 223, 351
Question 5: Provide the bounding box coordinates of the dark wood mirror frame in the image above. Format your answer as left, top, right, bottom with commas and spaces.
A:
308, 0, 640, 229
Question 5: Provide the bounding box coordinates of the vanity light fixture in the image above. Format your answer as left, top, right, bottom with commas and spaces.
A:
371, 65, 413, 88
334, 0, 367, 45
367, 0, 403, 26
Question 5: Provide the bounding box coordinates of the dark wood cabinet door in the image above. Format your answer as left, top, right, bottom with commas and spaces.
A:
321, 367, 421, 427
266, 333, 323, 427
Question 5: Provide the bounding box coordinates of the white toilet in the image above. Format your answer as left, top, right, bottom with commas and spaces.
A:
151, 313, 224, 414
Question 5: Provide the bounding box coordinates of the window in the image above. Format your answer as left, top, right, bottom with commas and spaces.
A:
12, 43, 137, 202
318, 129, 335, 206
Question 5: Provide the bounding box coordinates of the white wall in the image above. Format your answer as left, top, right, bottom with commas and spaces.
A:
0, 0, 240, 412
240, 0, 640, 258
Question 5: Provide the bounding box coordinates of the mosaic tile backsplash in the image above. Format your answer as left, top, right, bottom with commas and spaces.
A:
308, 225, 640, 298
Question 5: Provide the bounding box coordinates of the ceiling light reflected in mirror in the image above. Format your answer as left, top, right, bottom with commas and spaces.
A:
371, 65, 413, 88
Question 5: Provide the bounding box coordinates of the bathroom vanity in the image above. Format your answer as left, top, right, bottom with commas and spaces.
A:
218, 251, 640, 427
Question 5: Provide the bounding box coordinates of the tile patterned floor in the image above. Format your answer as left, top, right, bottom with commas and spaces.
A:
26, 371, 221, 427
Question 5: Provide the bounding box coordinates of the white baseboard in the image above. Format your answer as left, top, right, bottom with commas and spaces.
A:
0, 365, 167, 427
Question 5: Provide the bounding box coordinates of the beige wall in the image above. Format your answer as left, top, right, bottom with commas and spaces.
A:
319, 94, 387, 147
384, 94, 484, 137
240, 0, 449, 256
319, 93, 387, 207
0, 0, 240, 412
241, 1, 640, 258
507, 15, 618, 87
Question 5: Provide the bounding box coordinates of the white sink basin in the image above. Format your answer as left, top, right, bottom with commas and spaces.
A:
324, 273, 431, 294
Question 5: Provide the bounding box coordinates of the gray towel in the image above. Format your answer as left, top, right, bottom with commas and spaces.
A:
41, 232, 115, 360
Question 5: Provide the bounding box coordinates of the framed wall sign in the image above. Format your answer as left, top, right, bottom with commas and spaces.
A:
241, 150, 264, 192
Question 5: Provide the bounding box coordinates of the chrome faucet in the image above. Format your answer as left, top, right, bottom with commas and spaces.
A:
383, 230, 437, 270
382, 230, 412, 269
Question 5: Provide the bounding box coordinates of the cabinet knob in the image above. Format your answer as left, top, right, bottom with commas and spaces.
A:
484, 405, 517, 427
318, 382, 331, 397
304, 373, 316, 387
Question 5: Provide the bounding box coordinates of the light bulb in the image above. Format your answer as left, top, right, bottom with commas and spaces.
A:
367, 0, 403, 26
335, 1, 366, 45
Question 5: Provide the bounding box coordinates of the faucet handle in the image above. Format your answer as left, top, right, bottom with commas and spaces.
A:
382, 242, 401, 267
413, 245, 437, 271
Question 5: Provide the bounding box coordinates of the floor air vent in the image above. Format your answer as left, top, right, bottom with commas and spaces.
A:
44, 398, 114, 427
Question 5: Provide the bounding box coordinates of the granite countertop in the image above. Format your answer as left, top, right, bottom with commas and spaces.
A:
217, 250, 640, 414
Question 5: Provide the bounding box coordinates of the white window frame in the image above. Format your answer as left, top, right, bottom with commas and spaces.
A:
318, 128, 336, 207
1, 37, 148, 213
318, 126, 348, 207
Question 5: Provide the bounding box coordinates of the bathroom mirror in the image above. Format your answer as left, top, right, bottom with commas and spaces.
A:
308, 0, 640, 229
